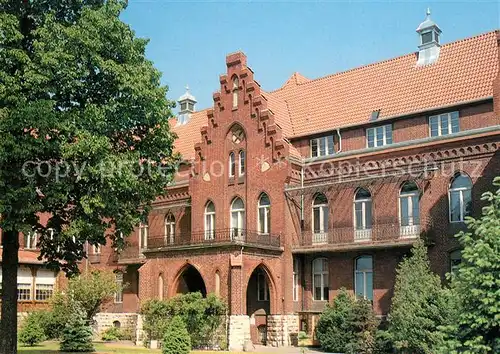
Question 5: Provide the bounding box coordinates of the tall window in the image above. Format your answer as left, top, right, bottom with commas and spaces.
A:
258, 193, 271, 235
114, 273, 123, 303
230, 197, 245, 239
35, 269, 55, 301
354, 188, 372, 241
24, 231, 37, 250
17, 267, 32, 301
229, 152, 235, 178
355, 256, 373, 301
429, 111, 459, 137
139, 223, 148, 250
399, 182, 420, 237
449, 173, 472, 222
367, 124, 393, 148
293, 258, 299, 302
204, 201, 216, 240
312, 258, 329, 301
450, 250, 462, 274
164, 214, 175, 245
239, 150, 245, 176
91, 244, 101, 254
257, 270, 269, 301
312, 193, 328, 243
158, 274, 164, 300
311, 135, 334, 157
232, 76, 239, 108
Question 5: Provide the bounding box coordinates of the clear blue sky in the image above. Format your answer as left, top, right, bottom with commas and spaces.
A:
121, 0, 500, 110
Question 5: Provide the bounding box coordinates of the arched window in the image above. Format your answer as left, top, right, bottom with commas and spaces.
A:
312, 193, 328, 244
449, 173, 472, 222
204, 201, 216, 240
239, 150, 245, 176
312, 258, 329, 301
399, 182, 420, 238
258, 193, 271, 235
229, 152, 235, 178
450, 249, 462, 274
164, 213, 175, 245
230, 197, 245, 240
232, 76, 239, 108
158, 274, 164, 300
139, 223, 148, 250
355, 256, 373, 301
215, 270, 220, 296
354, 188, 372, 241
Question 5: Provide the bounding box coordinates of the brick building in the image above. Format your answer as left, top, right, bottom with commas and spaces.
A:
3, 13, 500, 349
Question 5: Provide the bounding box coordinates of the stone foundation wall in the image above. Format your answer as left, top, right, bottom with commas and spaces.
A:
92, 312, 138, 338
267, 314, 299, 347
228, 315, 251, 351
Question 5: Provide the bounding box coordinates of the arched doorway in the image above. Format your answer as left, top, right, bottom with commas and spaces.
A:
246, 266, 272, 345
175, 264, 207, 297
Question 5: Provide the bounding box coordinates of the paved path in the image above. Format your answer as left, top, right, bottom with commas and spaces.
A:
249, 345, 325, 353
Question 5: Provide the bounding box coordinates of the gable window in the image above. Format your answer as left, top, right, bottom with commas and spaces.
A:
114, 273, 123, 303
230, 197, 245, 240
229, 152, 235, 178
355, 256, 373, 301
139, 223, 148, 250
449, 173, 472, 223
429, 112, 459, 137
367, 124, 392, 148
257, 270, 269, 301
312, 193, 328, 244
232, 76, 239, 108
354, 188, 372, 241
204, 201, 216, 240
312, 258, 329, 301
450, 250, 462, 274
293, 258, 299, 302
165, 214, 175, 245
399, 182, 420, 238
311, 135, 334, 158
258, 193, 271, 235
239, 150, 245, 176
24, 231, 38, 250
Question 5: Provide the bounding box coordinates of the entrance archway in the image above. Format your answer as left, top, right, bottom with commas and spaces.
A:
246, 266, 272, 345
175, 264, 207, 297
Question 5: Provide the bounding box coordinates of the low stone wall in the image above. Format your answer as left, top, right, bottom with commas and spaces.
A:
267, 314, 300, 347
228, 315, 251, 351
92, 312, 138, 339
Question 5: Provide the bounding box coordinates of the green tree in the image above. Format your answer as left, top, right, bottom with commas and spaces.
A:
162, 316, 191, 354
18, 312, 47, 346
60, 307, 94, 352
441, 177, 500, 353
0, 1, 178, 352
387, 240, 452, 353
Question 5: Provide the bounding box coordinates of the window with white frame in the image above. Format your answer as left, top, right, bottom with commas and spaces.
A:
450, 250, 462, 274
355, 256, 373, 301
367, 124, 393, 148
429, 112, 459, 137
164, 213, 175, 244
17, 266, 33, 301
311, 135, 335, 158
399, 182, 420, 227
312, 258, 329, 301
229, 152, 236, 178
354, 188, 372, 230
449, 173, 472, 222
312, 194, 328, 238
230, 197, 245, 239
24, 231, 38, 250
18, 283, 32, 301
257, 270, 269, 301
91, 244, 101, 254
139, 223, 148, 250
258, 193, 271, 235
232, 76, 239, 108
293, 258, 299, 302
114, 272, 123, 303
35, 269, 55, 301
204, 201, 216, 240
239, 150, 245, 176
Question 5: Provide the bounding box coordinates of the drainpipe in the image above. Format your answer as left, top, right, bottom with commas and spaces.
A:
300, 164, 304, 230
336, 128, 342, 153
240, 246, 244, 315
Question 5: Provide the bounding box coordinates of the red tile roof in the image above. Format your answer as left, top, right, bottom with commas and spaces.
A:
171, 31, 499, 158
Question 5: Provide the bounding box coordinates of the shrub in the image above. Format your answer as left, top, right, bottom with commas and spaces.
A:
101, 326, 121, 341
162, 316, 191, 354
18, 312, 47, 346
350, 298, 379, 353
298, 331, 308, 340
60, 309, 94, 352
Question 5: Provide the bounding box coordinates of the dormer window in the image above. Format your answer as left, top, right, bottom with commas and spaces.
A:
311, 135, 334, 158
416, 9, 442, 66
421, 31, 433, 45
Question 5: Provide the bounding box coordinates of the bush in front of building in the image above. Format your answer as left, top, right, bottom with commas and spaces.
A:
387, 239, 455, 354
60, 307, 94, 353
316, 288, 379, 353
100, 326, 133, 341
18, 312, 47, 346
162, 316, 191, 354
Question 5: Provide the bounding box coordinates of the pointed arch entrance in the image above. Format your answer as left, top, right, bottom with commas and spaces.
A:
174, 264, 207, 297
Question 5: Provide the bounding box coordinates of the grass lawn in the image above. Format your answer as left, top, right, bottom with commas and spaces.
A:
18, 341, 255, 354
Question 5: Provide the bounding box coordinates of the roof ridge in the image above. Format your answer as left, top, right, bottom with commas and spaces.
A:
269, 30, 498, 94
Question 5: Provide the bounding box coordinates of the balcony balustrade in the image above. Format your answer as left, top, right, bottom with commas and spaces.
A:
146, 228, 281, 250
